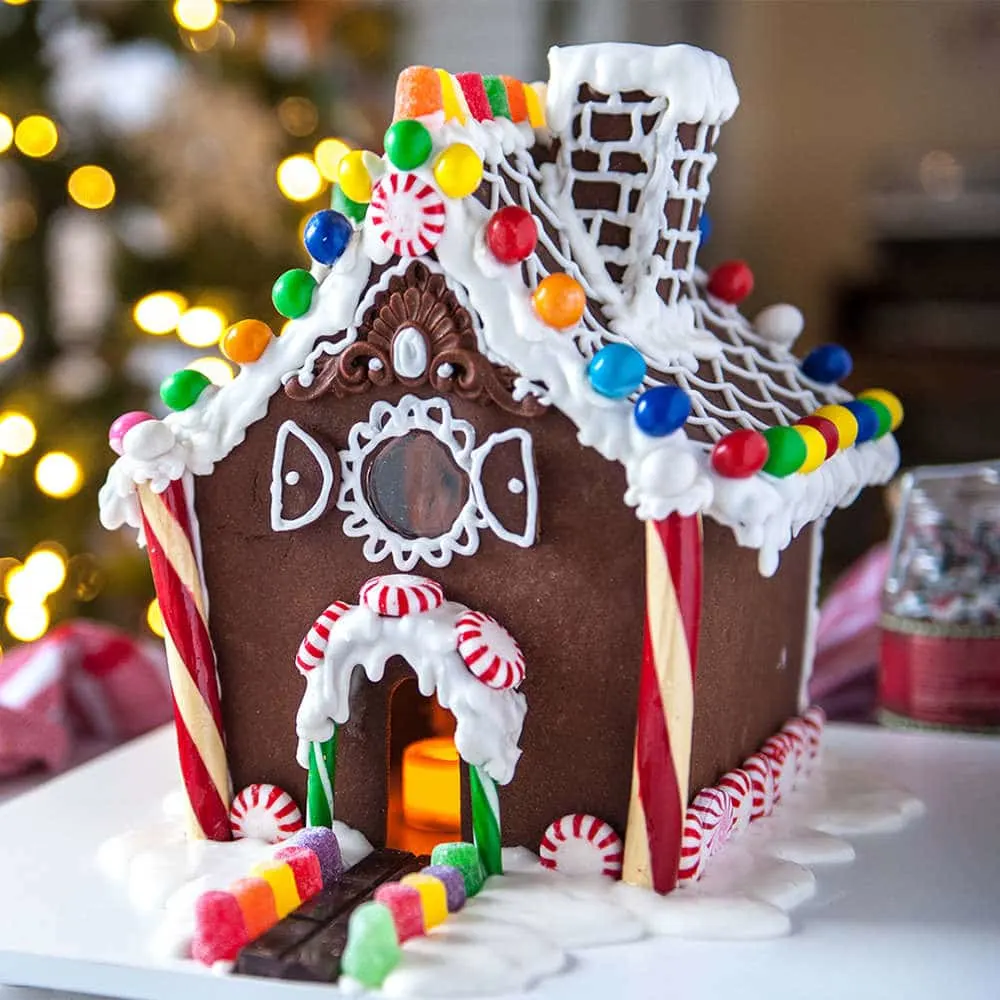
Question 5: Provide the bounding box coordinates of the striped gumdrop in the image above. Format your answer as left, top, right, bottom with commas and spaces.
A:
295, 601, 352, 673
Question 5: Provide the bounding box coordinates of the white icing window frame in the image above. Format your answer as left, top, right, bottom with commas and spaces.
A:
271, 420, 336, 532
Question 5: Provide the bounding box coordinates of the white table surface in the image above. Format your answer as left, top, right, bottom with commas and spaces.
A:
0, 723, 997, 1000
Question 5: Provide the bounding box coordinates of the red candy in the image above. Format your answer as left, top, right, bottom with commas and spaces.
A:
485, 206, 538, 264
711, 428, 769, 478
273, 845, 323, 901
455, 73, 493, 121
797, 415, 839, 459
192, 890, 249, 965
373, 881, 425, 942
707, 260, 754, 304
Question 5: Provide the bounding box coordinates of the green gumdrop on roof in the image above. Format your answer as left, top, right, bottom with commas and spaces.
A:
482, 75, 511, 118
864, 397, 893, 439
762, 425, 807, 478
272, 268, 317, 320
160, 369, 212, 411
341, 901, 401, 988
332, 184, 368, 223
384, 119, 433, 171
430, 841, 485, 897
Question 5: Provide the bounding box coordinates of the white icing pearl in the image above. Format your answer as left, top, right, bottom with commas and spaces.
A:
122, 420, 175, 461
507, 477, 525, 494
284, 471, 300, 486
368, 358, 384, 372
436, 362, 455, 378
634, 447, 699, 497
753, 304, 804, 347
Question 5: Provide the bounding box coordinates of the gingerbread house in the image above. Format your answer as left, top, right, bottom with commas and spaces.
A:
100, 43, 901, 894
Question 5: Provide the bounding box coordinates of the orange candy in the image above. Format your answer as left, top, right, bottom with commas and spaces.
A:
394, 66, 443, 121
532, 273, 586, 329
501, 76, 528, 122
231, 876, 278, 939
222, 319, 273, 365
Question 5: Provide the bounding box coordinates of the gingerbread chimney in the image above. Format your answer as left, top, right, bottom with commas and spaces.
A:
544, 44, 739, 307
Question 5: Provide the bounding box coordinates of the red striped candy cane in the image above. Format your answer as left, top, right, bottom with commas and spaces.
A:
138, 478, 232, 841
622, 513, 703, 894
295, 601, 353, 673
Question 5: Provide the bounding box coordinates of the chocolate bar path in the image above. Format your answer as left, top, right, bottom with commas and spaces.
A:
235, 848, 428, 981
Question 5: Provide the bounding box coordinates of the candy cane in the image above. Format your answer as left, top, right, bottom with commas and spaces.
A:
137, 478, 231, 841
469, 763, 502, 877
622, 514, 703, 893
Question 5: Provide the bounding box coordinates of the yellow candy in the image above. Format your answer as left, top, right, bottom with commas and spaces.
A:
401, 873, 448, 928
337, 150, 373, 204
858, 388, 903, 431
524, 83, 546, 128
250, 859, 301, 918
794, 423, 827, 474
814, 404, 858, 450
437, 69, 466, 123
433, 143, 484, 199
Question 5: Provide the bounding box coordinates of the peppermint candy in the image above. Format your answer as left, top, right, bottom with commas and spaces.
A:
781, 718, 811, 787
679, 785, 737, 883
296, 600, 353, 672
717, 767, 754, 837
455, 610, 526, 689
802, 706, 826, 761
744, 751, 776, 819
761, 733, 796, 801
369, 172, 446, 257
229, 783, 303, 843
678, 807, 705, 882
359, 574, 444, 617
538, 813, 622, 878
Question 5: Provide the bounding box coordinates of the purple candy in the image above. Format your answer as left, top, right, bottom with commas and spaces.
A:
284, 827, 343, 886
421, 864, 466, 912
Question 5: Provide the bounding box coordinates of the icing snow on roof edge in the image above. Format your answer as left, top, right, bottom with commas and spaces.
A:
545, 43, 740, 132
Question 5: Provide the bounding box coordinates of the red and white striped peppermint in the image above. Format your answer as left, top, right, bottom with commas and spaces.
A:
455, 610, 526, 690
295, 600, 353, 673
782, 718, 810, 787
359, 575, 444, 617
677, 808, 705, 882
687, 785, 735, 859
229, 783, 303, 843
538, 813, 623, 878
761, 733, 795, 802
717, 767, 754, 836
744, 751, 776, 819
802, 705, 826, 761
369, 172, 446, 257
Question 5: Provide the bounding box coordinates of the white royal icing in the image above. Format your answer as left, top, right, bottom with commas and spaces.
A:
295, 601, 526, 785
269, 419, 336, 532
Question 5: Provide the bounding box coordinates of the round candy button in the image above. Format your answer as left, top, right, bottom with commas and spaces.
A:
485, 206, 537, 264
108, 411, 154, 455
634, 385, 691, 436
303, 210, 353, 266
707, 260, 754, 304
587, 343, 647, 399
532, 273, 586, 329
711, 428, 769, 478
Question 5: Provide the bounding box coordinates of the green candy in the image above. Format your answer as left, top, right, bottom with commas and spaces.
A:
272, 268, 317, 319
384, 119, 433, 171
762, 425, 807, 478
430, 841, 485, 898
864, 398, 893, 439
332, 184, 367, 223
482, 75, 511, 118
341, 902, 401, 988
160, 369, 212, 411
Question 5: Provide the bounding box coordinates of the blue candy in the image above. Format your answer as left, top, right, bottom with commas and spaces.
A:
633, 385, 691, 437
801, 343, 852, 384
844, 400, 879, 443
303, 209, 353, 266
697, 211, 712, 245
587, 343, 647, 399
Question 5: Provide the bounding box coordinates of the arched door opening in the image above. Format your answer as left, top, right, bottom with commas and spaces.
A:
385, 676, 462, 854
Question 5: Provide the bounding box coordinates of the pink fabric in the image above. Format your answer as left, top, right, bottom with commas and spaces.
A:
0, 620, 171, 778
810, 543, 891, 720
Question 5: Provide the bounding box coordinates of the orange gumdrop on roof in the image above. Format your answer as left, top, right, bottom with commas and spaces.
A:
394, 66, 443, 121
501, 76, 528, 122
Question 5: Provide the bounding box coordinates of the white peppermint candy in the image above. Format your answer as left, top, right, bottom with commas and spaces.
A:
781, 718, 811, 788
802, 706, 826, 763
296, 600, 353, 672
744, 751, 776, 819
369, 172, 446, 257
761, 733, 796, 802
455, 610, 526, 690
717, 767, 754, 837
229, 784, 303, 843
359, 574, 444, 617
538, 813, 622, 878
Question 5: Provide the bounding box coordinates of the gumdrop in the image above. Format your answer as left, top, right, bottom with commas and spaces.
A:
430, 842, 484, 897
456, 73, 492, 121
400, 873, 448, 929
421, 864, 467, 912
273, 845, 323, 901
482, 75, 511, 118
191, 890, 248, 965
282, 827, 344, 886
341, 901, 401, 989
373, 881, 425, 942
394, 66, 443, 121
501, 76, 528, 122
230, 876, 279, 940
249, 859, 300, 918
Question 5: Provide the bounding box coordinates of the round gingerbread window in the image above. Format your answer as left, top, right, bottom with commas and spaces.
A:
364, 432, 467, 540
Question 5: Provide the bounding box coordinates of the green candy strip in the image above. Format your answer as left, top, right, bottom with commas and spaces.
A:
468, 763, 503, 877
306, 728, 337, 828
332, 184, 368, 223
482, 75, 511, 119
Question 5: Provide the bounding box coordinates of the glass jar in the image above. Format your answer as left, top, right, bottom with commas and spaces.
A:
879, 461, 1000, 731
